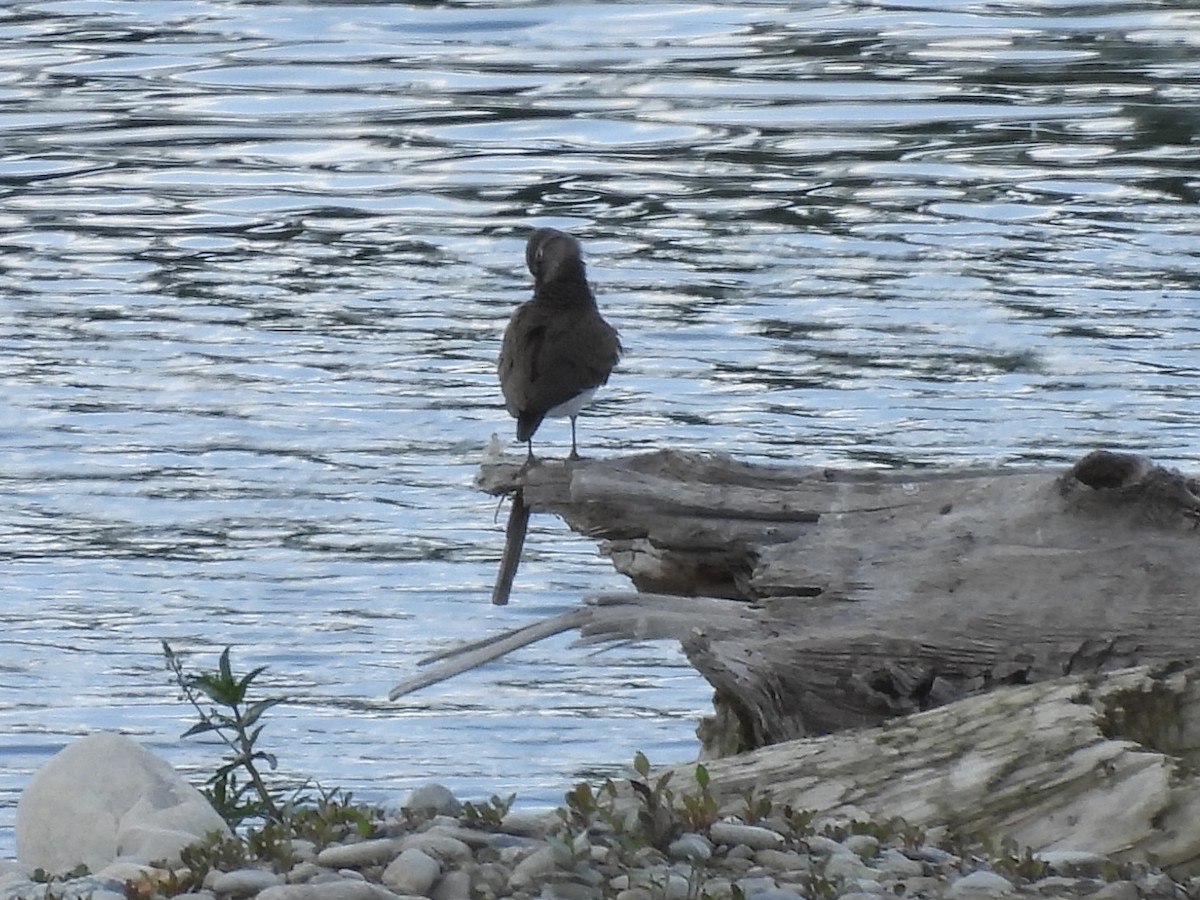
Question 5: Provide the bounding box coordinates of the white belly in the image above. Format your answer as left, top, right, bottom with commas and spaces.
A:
546, 387, 597, 420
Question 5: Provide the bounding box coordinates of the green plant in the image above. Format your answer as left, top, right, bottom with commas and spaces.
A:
739, 787, 773, 825
987, 836, 1049, 881
288, 785, 381, 846
163, 641, 286, 826
628, 750, 678, 849
461, 792, 516, 828
676, 763, 719, 833
31, 864, 90, 883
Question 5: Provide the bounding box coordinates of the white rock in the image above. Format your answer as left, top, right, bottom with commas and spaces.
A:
210, 867, 285, 896
381, 846, 442, 896
403, 784, 461, 817
945, 871, 1016, 898
316, 838, 403, 868
16, 732, 230, 873
708, 822, 785, 851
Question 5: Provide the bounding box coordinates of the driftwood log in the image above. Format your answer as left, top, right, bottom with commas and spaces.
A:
394, 448, 1200, 756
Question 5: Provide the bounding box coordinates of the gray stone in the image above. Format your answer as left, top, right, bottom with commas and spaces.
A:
400, 831, 473, 864
210, 867, 284, 896
499, 810, 555, 837
432, 869, 472, 900
382, 846, 442, 896
823, 851, 875, 882
286, 861, 323, 883
802, 836, 844, 856
745, 890, 804, 900
257, 883, 407, 900
16, 732, 230, 873
877, 848, 924, 877
508, 844, 558, 888
1092, 882, 1140, 900
735, 876, 779, 896
1037, 849, 1108, 877
945, 871, 1016, 898
668, 833, 713, 862
754, 848, 808, 872
709, 823, 785, 851
845, 834, 879, 859
403, 784, 461, 817
316, 838, 403, 868
663, 872, 692, 900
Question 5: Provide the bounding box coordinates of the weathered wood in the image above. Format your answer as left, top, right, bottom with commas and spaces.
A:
491, 489, 531, 606
661, 662, 1200, 872
456, 448, 1200, 755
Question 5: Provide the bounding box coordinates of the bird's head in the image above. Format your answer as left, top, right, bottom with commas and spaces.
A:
525, 228, 585, 286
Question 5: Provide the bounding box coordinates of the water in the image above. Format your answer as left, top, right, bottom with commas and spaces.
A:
2, 0, 1199, 859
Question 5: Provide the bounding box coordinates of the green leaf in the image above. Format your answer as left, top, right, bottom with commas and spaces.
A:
695, 763, 710, 790
633, 751, 650, 778
181, 721, 219, 739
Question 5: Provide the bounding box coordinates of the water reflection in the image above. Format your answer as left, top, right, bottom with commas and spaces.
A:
2, 0, 1199, 858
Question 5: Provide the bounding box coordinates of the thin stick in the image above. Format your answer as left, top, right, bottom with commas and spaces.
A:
491, 488, 530, 605
388, 607, 589, 700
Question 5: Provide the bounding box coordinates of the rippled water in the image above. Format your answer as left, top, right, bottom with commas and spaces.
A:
2, 0, 1199, 858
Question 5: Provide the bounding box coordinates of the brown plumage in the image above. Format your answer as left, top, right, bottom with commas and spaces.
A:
498, 228, 622, 460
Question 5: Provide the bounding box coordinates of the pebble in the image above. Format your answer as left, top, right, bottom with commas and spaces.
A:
317, 838, 402, 868
257, 884, 405, 900
432, 869, 472, 900
709, 822, 785, 851
668, 832, 714, 861
844, 834, 879, 859
400, 831, 474, 864
877, 848, 923, 877
381, 846, 441, 896
823, 851, 874, 882
210, 868, 285, 896
508, 844, 558, 888
1, 780, 1185, 900
946, 870, 1016, 898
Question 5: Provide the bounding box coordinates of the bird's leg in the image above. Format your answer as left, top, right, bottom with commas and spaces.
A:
568, 416, 581, 461
525, 437, 536, 465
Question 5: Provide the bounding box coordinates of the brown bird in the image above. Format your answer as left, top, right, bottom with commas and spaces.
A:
498, 228, 622, 461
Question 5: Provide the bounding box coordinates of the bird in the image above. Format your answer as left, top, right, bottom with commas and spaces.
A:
498, 228, 622, 461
